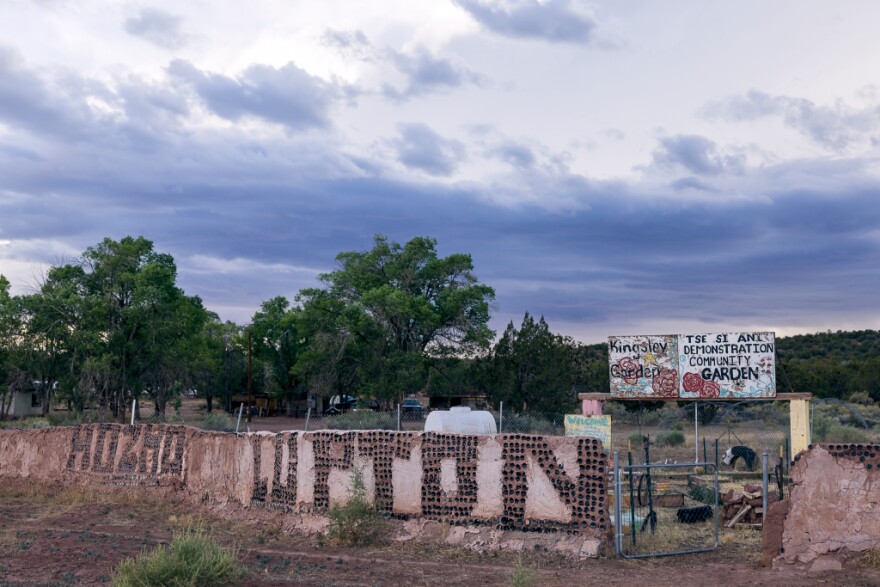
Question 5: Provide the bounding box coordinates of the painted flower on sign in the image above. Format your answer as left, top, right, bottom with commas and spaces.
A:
701, 380, 721, 398
652, 367, 678, 396
617, 357, 641, 385
682, 371, 705, 394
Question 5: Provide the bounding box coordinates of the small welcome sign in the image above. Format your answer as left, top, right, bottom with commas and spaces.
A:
564, 414, 611, 447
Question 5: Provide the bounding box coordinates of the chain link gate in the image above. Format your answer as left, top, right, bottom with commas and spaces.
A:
613, 454, 719, 558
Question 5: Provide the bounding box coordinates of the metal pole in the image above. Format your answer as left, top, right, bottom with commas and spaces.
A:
246, 328, 253, 423
762, 451, 769, 524
645, 438, 655, 534
499, 401, 503, 433
694, 402, 699, 464
613, 451, 622, 556
235, 403, 244, 434
305, 407, 311, 432
628, 450, 636, 546
715, 438, 719, 468
130, 399, 136, 426
396, 403, 401, 431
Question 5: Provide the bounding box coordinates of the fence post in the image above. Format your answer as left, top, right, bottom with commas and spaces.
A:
694, 402, 699, 464
714, 438, 719, 468
762, 451, 769, 524
499, 401, 503, 433
627, 450, 636, 546
305, 407, 311, 432
397, 404, 401, 432
130, 399, 136, 426
703, 437, 707, 464
235, 403, 244, 434
613, 451, 622, 556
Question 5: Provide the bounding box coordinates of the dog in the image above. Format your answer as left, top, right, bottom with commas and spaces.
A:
676, 505, 713, 524
722, 445, 756, 471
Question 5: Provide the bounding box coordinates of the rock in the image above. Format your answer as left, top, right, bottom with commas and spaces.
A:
760, 499, 789, 567
809, 556, 843, 572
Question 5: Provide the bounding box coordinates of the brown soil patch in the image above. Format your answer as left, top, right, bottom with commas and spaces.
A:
1, 484, 878, 586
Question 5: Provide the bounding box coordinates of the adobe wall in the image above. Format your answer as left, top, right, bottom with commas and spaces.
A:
780, 443, 880, 563
0, 424, 609, 558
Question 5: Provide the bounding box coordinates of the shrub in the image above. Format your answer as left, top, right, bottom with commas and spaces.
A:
326, 468, 388, 547
111, 527, 245, 587
509, 556, 537, 587
502, 414, 561, 435
627, 432, 647, 446
655, 431, 685, 447
47, 412, 87, 427
813, 414, 873, 443
325, 411, 397, 431
688, 484, 715, 505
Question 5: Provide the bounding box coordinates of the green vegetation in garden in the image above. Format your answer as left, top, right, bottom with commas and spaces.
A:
326, 468, 388, 547
111, 527, 246, 587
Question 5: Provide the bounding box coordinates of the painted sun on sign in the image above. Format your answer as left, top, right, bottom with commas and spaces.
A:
609, 332, 776, 399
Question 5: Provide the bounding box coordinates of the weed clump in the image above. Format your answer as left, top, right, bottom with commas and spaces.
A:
509, 556, 537, 587
326, 468, 388, 547
111, 527, 245, 587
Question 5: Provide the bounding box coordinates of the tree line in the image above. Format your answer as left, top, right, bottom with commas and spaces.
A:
1, 235, 876, 421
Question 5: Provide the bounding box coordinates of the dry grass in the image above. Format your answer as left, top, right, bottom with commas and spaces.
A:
859, 549, 880, 568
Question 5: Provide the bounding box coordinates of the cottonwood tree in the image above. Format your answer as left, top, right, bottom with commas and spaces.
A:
0, 275, 25, 419
36, 236, 211, 420
249, 296, 300, 414
295, 235, 495, 405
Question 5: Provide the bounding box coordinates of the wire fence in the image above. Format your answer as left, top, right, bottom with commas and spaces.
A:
3, 398, 879, 462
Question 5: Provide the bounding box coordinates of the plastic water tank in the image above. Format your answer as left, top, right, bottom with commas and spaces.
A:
423, 406, 497, 435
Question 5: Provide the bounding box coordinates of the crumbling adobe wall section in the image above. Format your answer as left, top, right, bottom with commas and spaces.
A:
782, 443, 880, 563
0, 424, 608, 557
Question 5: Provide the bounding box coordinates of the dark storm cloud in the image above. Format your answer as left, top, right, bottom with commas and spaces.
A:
391, 123, 467, 176
452, 0, 597, 45
0, 53, 878, 338
168, 60, 343, 131
384, 48, 485, 101
704, 90, 880, 151
0, 46, 96, 141
124, 9, 188, 50
652, 134, 745, 176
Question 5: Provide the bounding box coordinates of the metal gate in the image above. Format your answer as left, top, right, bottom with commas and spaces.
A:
613, 454, 719, 558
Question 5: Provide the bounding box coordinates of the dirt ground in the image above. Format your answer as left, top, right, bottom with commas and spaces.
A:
1, 485, 879, 587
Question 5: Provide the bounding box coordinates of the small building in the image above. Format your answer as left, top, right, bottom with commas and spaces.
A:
4, 389, 43, 419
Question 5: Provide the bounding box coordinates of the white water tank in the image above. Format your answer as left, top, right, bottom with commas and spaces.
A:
423, 406, 497, 435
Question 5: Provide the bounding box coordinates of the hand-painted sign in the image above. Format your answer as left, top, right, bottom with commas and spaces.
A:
608, 335, 680, 398
609, 332, 776, 399
564, 414, 612, 447
678, 332, 775, 398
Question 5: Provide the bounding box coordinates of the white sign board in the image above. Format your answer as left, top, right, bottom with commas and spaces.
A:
609, 332, 776, 399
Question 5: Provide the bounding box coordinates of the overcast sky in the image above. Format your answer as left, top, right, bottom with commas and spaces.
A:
1, 1, 879, 343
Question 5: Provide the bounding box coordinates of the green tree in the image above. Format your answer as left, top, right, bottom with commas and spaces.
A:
69, 236, 209, 419
250, 296, 300, 414
295, 235, 495, 404
0, 275, 25, 419
476, 313, 576, 414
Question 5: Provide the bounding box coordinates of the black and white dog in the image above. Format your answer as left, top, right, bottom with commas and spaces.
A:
722, 445, 756, 471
